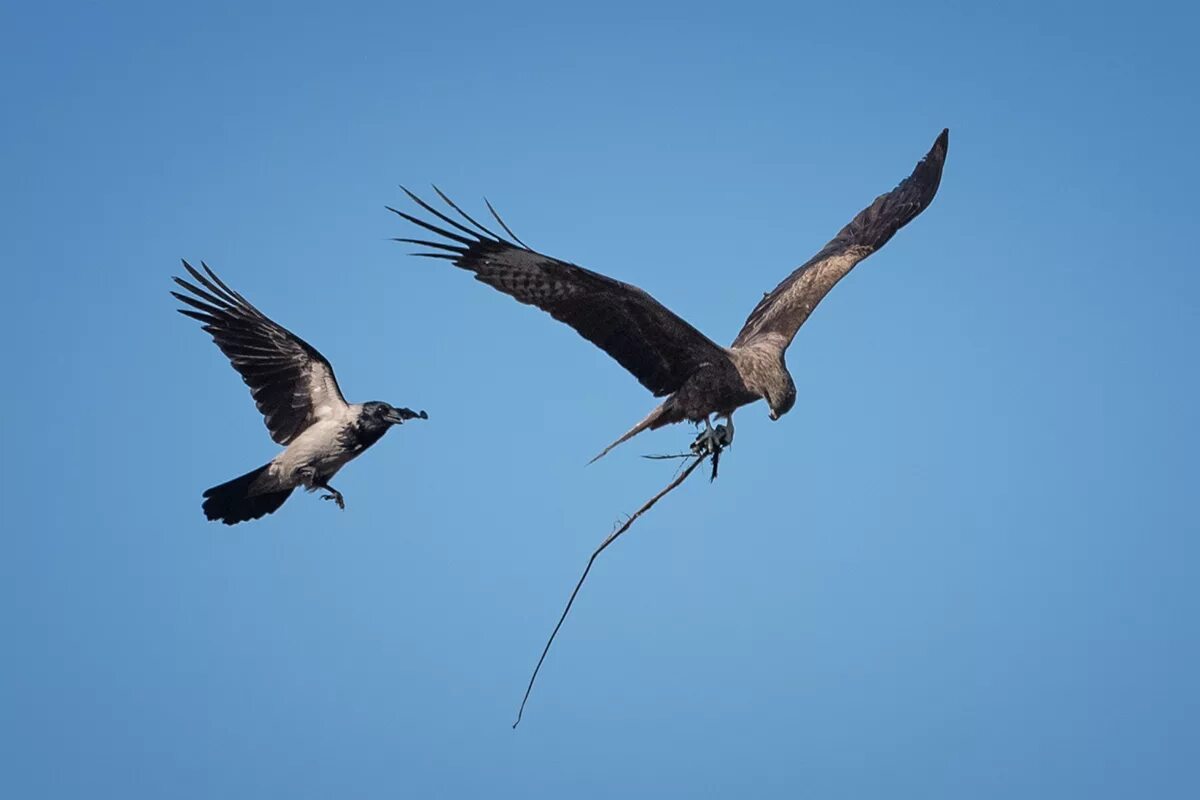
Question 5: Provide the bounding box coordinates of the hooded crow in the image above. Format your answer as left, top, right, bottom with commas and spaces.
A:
172, 261, 427, 525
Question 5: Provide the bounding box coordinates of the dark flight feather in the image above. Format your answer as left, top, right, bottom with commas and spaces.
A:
733, 128, 949, 350
388, 196, 731, 397
172, 261, 348, 445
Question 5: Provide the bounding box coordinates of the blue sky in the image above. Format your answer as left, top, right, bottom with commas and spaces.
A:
2, 1, 1197, 797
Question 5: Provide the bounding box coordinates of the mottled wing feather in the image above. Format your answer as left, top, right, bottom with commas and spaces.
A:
172, 261, 348, 445
733, 128, 949, 350
390, 191, 730, 397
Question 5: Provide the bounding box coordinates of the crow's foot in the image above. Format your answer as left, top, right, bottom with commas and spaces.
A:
320, 489, 345, 510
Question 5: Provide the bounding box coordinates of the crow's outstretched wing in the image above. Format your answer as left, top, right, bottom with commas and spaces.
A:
391, 190, 731, 397
734, 128, 949, 351
172, 261, 348, 445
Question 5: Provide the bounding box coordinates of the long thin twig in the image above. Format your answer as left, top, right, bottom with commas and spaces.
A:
513, 453, 710, 728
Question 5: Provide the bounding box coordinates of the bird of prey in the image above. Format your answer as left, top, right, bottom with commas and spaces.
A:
172, 261, 427, 525
391, 128, 947, 462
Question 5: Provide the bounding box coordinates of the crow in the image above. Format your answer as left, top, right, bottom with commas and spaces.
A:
172, 261, 427, 525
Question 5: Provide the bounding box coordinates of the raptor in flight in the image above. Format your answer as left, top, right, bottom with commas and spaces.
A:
392, 129, 947, 461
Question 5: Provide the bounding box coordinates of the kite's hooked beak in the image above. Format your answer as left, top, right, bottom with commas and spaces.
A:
386, 407, 428, 425
768, 410, 780, 421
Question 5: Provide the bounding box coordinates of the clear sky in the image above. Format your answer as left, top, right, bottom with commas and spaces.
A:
2, 1, 1197, 797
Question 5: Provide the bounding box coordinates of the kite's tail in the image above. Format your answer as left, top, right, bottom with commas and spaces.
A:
588, 402, 678, 464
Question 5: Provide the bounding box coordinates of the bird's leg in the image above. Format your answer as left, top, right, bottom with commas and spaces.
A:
316, 480, 345, 510
691, 417, 713, 454
710, 417, 729, 448
691, 416, 726, 457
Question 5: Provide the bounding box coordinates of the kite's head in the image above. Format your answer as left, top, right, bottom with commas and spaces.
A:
765, 375, 796, 421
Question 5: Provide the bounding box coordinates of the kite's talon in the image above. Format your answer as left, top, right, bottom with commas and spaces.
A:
321, 490, 345, 510
716, 423, 732, 448
690, 423, 731, 458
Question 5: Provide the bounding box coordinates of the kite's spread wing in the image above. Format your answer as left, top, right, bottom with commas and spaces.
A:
391, 189, 731, 397
172, 261, 349, 445
733, 128, 949, 352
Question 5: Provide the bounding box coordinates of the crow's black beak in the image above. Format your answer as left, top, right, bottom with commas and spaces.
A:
386, 408, 428, 424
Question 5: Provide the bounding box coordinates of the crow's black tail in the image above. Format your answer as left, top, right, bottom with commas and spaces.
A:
201, 463, 293, 525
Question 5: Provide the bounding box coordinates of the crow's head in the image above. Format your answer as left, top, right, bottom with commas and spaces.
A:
363, 401, 428, 426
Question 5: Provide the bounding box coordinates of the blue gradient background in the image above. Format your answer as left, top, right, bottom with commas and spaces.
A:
2, 1, 1196, 797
